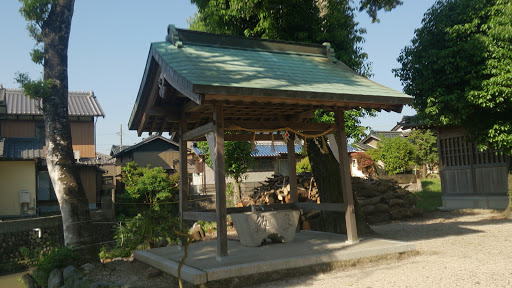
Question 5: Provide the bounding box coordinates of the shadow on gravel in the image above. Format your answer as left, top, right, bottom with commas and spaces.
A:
371, 211, 512, 242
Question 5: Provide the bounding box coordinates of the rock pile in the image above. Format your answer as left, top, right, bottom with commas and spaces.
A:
352, 177, 422, 224
23, 263, 134, 288
248, 173, 422, 224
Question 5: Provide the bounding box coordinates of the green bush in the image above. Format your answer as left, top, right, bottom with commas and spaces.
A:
98, 246, 131, 260
32, 247, 78, 287
114, 209, 184, 251
371, 137, 415, 175
296, 157, 312, 173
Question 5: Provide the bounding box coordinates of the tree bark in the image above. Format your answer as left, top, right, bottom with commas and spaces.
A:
234, 180, 241, 205
307, 138, 372, 235
41, 0, 97, 259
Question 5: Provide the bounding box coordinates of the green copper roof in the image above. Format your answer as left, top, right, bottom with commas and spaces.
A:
151, 40, 411, 101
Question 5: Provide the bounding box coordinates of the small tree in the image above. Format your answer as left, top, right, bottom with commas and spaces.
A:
121, 162, 178, 212
353, 152, 375, 177
372, 137, 414, 175
408, 129, 438, 173
196, 141, 254, 205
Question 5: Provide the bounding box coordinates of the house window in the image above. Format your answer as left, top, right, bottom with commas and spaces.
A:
37, 171, 57, 201
35, 122, 45, 140
352, 159, 357, 167
250, 159, 274, 172
102, 176, 114, 185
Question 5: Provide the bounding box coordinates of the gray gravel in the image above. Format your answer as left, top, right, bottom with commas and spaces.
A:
249, 210, 512, 288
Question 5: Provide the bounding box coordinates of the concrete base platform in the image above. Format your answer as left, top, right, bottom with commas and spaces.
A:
134, 230, 415, 285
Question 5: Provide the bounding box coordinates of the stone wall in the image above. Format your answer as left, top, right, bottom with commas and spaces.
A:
0, 211, 114, 273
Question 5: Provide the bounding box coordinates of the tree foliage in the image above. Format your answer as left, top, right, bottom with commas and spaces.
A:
296, 157, 312, 173
394, 0, 512, 153
121, 162, 179, 211
353, 152, 375, 176
190, 0, 402, 76
370, 136, 414, 175
408, 129, 438, 170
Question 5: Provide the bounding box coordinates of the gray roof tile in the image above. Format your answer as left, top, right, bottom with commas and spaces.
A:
3, 88, 105, 117
0, 138, 45, 159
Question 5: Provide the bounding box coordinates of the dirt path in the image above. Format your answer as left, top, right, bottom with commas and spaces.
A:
249, 210, 512, 288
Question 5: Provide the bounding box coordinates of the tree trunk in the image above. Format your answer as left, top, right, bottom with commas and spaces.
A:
307, 138, 372, 235
233, 180, 241, 205
42, 0, 97, 260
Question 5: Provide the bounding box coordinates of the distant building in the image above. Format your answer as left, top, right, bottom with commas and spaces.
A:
0, 85, 105, 217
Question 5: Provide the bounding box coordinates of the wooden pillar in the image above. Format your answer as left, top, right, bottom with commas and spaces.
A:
334, 108, 358, 243
179, 122, 189, 222
213, 103, 228, 259
287, 134, 298, 203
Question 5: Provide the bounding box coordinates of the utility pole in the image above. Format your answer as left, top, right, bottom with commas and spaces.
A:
119, 124, 123, 151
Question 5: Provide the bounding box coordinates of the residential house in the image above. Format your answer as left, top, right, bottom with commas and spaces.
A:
190, 141, 362, 194
109, 135, 194, 194
0, 85, 105, 217
353, 130, 409, 151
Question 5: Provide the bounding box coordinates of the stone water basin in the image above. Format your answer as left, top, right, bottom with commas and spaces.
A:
231, 210, 300, 247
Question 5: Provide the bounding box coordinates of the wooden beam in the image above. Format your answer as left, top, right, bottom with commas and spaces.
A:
226, 203, 295, 214
152, 48, 204, 105
148, 106, 180, 116
137, 66, 162, 136
182, 122, 215, 141
183, 211, 217, 222
182, 100, 202, 113
335, 108, 358, 243
179, 122, 189, 223
213, 103, 228, 259
294, 202, 346, 212
205, 93, 408, 113
287, 135, 298, 203
224, 133, 275, 141
225, 121, 337, 132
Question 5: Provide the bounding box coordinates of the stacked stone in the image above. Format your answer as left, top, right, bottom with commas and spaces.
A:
352, 177, 423, 224
249, 174, 422, 224
0, 227, 63, 273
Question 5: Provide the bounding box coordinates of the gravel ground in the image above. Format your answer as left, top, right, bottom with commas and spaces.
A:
248, 210, 512, 288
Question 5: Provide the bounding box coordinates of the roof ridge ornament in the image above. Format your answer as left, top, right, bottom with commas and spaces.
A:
166, 24, 183, 48
322, 42, 337, 63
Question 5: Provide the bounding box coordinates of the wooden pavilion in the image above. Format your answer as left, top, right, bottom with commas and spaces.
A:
128, 25, 412, 260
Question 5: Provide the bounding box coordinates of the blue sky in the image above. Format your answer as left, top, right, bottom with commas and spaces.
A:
0, 0, 435, 154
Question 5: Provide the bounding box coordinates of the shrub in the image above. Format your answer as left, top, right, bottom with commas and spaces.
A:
353, 152, 375, 176
114, 209, 184, 251
121, 162, 178, 211
371, 137, 415, 175
32, 247, 78, 287
296, 157, 312, 173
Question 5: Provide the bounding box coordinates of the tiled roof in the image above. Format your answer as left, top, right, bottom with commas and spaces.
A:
111, 135, 179, 157
78, 153, 115, 165
353, 142, 374, 151
2, 87, 105, 117
355, 130, 408, 151
0, 138, 45, 159
192, 143, 357, 158
110, 145, 132, 157
150, 38, 411, 103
